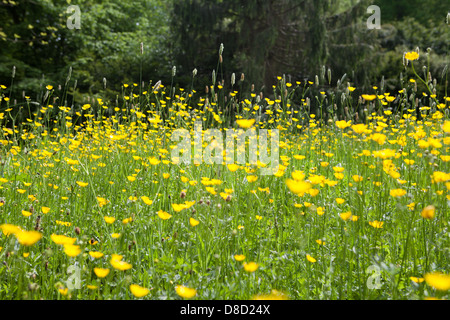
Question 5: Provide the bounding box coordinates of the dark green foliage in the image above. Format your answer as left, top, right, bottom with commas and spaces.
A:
374, 0, 449, 26
0, 0, 448, 116
0, 0, 172, 106
170, 0, 378, 93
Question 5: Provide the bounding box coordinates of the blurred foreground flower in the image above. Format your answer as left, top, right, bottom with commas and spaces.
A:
130, 284, 150, 298
94, 268, 110, 278
424, 272, 450, 291
189, 217, 199, 227
236, 119, 255, 129
15, 230, 42, 246
369, 220, 384, 229
64, 244, 81, 257
421, 205, 435, 220
110, 254, 132, 271
243, 262, 259, 272
176, 285, 197, 299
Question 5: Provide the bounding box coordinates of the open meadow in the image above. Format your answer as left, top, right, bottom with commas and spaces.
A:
0, 49, 449, 300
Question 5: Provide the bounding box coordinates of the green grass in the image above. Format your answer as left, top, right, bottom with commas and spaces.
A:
0, 56, 449, 300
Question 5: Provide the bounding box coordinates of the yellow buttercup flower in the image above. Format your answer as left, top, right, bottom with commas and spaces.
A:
89, 251, 104, 259
64, 244, 81, 257
361, 94, 376, 101
104, 216, 116, 224
175, 285, 197, 299
180, 176, 189, 183
306, 254, 316, 263
15, 230, 42, 246
385, 96, 396, 102
58, 288, 68, 296
340, 211, 352, 221
51, 234, 77, 245
76, 181, 88, 187
41, 206, 50, 214
130, 284, 150, 298
369, 220, 384, 229
141, 196, 153, 205
21, 210, 32, 217
236, 119, 255, 129
291, 171, 305, 181
158, 210, 172, 220
336, 120, 351, 129
94, 268, 110, 278
205, 187, 217, 195
96, 197, 109, 207
421, 205, 435, 220
351, 124, 367, 134
220, 192, 230, 201
172, 203, 188, 212
316, 207, 324, 216
390, 189, 407, 198
404, 51, 419, 61
442, 121, 450, 133
110, 255, 132, 270
410, 277, 425, 283
234, 254, 245, 261
424, 272, 450, 291
189, 217, 199, 227
285, 179, 311, 196
243, 262, 259, 272
122, 217, 133, 224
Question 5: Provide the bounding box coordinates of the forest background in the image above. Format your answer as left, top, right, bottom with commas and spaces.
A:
0, 0, 449, 112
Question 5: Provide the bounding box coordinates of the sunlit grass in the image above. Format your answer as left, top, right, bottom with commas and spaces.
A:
0, 51, 449, 300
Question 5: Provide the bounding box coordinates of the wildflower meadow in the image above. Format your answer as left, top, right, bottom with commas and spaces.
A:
0, 43, 449, 301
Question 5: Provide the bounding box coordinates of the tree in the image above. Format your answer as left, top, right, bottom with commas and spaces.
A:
170, 0, 380, 93
0, 0, 173, 107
